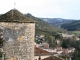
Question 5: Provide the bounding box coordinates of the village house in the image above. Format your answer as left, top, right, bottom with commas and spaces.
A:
56, 40, 61, 45
63, 48, 75, 54
61, 33, 75, 38
34, 42, 40, 47
34, 46, 63, 60
34, 47, 52, 60
41, 46, 75, 58
40, 42, 49, 49
39, 34, 45, 38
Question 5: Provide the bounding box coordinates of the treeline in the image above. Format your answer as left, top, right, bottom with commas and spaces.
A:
61, 38, 80, 60
61, 20, 80, 31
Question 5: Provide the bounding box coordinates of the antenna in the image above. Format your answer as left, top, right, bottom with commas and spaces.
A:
14, 2, 16, 9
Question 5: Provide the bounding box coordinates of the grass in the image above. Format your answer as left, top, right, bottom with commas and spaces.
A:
72, 31, 80, 35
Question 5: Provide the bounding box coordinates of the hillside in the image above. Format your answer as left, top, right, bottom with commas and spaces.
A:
41, 18, 73, 27
61, 20, 80, 31
25, 14, 66, 46
25, 14, 64, 35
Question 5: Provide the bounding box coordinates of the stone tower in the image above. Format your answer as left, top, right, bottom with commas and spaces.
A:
0, 9, 35, 60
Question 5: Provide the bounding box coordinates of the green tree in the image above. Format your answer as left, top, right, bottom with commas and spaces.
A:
47, 36, 56, 47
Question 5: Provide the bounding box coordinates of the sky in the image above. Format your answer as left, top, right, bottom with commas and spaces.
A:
0, 0, 80, 19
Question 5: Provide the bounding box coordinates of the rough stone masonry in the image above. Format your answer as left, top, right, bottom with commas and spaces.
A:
2, 22, 35, 60
0, 9, 35, 60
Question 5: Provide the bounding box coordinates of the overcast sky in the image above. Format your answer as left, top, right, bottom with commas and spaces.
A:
0, 0, 80, 19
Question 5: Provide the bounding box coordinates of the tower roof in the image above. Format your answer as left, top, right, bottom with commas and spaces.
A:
0, 9, 34, 23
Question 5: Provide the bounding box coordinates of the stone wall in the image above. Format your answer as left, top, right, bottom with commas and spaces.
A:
0, 22, 35, 60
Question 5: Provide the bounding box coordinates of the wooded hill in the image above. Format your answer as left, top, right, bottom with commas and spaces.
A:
61, 20, 80, 31
25, 13, 64, 35
41, 18, 73, 27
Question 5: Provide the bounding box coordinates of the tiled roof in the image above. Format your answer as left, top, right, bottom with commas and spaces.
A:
43, 56, 62, 60
35, 47, 51, 56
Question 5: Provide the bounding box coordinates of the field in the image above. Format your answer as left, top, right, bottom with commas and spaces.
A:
72, 31, 80, 35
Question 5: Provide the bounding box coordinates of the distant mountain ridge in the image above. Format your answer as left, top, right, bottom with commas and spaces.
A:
41, 18, 74, 27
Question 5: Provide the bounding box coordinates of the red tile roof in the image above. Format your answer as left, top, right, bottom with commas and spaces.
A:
35, 47, 51, 56
42, 56, 62, 60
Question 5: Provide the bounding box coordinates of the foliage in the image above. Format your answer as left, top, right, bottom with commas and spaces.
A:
61, 38, 80, 60
72, 50, 80, 60
47, 36, 56, 47
61, 20, 80, 31
0, 38, 3, 47
61, 38, 76, 48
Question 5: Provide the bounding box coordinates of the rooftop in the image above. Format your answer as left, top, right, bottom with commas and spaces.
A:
35, 47, 51, 56
43, 56, 62, 60
0, 9, 34, 23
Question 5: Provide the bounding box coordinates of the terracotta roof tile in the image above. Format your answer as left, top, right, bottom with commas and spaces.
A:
35, 47, 51, 55
43, 56, 62, 60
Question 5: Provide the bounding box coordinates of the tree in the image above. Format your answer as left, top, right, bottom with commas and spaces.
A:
47, 36, 56, 47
